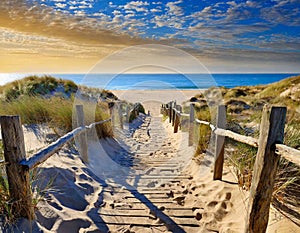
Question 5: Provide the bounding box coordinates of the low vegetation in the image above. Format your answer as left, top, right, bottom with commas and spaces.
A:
0, 75, 115, 136
0, 75, 116, 224
0, 76, 78, 101
191, 75, 300, 222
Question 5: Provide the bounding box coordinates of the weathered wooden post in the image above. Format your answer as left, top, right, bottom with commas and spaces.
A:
174, 105, 180, 133
161, 104, 165, 115
0, 116, 34, 220
76, 105, 88, 163
166, 103, 170, 120
172, 101, 176, 126
213, 105, 226, 180
118, 102, 123, 129
178, 105, 183, 130
169, 101, 173, 123
245, 105, 286, 233
109, 102, 116, 128
126, 105, 130, 123
188, 103, 195, 146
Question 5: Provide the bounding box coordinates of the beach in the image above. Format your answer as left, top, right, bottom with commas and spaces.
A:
1, 0, 299, 231
2, 88, 297, 233
111, 90, 203, 116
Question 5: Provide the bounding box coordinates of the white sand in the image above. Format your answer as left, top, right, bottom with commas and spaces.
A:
111, 90, 202, 116
5, 90, 299, 232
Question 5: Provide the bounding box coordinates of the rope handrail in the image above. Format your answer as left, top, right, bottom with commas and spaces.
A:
163, 102, 300, 166
20, 118, 111, 169
194, 117, 299, 165
275, 144, 300, 165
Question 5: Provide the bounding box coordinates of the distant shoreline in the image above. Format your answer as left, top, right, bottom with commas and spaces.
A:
1, 73, 299, 89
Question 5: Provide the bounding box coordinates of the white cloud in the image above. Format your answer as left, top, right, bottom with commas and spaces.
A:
113, 10, 121, 15
129, 1, 149, 7
202, 6, 212, 13
150, 8, 162, 13
125, 10, 135, 14
55, 3, 66, 8
79, 1, 90, 6
112, 15, 123, 23
245, 1, 257, 8
74, 10, 86, 17
125, 13, 135, 19
123, 1, 149, 12
166, 1, 183, 16
226, 1, 237, 7
152, 15, 168, 27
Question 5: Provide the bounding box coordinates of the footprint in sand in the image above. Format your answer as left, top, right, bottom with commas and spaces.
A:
214, 203, 228, 221
207, 201, 218, 209
224, 192, 232, 201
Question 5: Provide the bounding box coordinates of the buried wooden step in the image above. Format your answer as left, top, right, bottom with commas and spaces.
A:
99, 211, 197, 220
124, 199, 175, 204
137, 175, 192, 179
115, 206, 201, 211
99, 209, 197, 219
99, 215, 200, 228
125, 195, 170, 199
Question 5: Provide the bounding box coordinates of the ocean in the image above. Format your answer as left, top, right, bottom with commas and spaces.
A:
1, 73, 298, 90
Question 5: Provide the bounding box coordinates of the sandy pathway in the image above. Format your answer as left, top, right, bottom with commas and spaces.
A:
7, 111, 297, 232
95, 114, 200, 232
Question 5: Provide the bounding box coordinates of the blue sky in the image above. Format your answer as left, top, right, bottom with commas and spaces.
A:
0, 0, 299, 72
30, 0, 300, 46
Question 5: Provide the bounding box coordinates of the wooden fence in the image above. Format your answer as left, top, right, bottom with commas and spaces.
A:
161, 101, 300, 233
0, 101, 139, 220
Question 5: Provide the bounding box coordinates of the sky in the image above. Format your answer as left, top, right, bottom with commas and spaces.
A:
0, 0, 299, 73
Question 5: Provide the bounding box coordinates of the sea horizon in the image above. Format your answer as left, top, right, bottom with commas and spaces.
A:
0, 73, 298, 90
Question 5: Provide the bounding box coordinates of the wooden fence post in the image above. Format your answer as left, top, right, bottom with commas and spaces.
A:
172, 101, 176, 126
76, 105, 88, 163
110, 103, 116, 127
188, 103, 195, 146
169, 102, 173, 123
213, 105, 226, 180
161, 104, 165, 115
178, 105, 182, 130
0, 116, 34, 219
245, 105, 286, 233
118, 102, 123, 129
126, 105, 130, 123
174, 105, 180, 133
